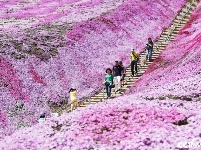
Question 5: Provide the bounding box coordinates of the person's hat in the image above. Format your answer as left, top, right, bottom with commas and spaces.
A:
40, 112, 45, 115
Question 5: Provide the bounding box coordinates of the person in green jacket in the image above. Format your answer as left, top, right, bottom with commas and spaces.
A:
104, 68, 114, 98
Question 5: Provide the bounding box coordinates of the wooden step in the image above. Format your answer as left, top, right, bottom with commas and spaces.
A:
158, 38, 172, 42
123, 85, 132, 89
126, 68, 147, 72
79, 105, 87, 107
125, 78, 138, 82
125, 75, 142, 79
89, 97, 104, 100
125, 81, 137, 85
174, 19, 188, 24
140, 54, 158, 58
84, 102, 98, 105
140, 52, 160, 55
125, 80, 137, 84
125, 76, 139, 79
162, 32, 178, 36
125, 72, 146, 76
91, 95, 120, 99
124, 78, 138, 82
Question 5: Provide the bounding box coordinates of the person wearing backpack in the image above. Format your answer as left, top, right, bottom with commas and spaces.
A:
119, 61, 126, 86
104, 68, 114, 98
145, 38, 154, 61
112, 61, 122, 92
130, 49, 139, 76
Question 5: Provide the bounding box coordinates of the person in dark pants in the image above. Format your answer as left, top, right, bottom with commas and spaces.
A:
130, 49, 139, 76
145, 38, 154, 61
119, 61, 126, 86
104, 68, 114, 98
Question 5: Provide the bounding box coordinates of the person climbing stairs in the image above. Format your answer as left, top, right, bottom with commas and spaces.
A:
50, 0, 200, 114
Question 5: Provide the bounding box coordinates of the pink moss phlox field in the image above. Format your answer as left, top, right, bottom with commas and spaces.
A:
126, 2, 201, 100
0, 0, 200, 149
0, 97, 200, 149
0, 0, 122, 28
76, 105, 188, 145
0, 0, 186, 138
0, 56, 30, 102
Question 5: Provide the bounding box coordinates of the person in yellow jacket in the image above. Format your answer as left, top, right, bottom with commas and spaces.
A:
69, 88, 79, 111
130, 49, 139, 76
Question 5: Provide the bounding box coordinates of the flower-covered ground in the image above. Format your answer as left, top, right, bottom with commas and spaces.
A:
126, 1, 201, 101
0, 97, 200, 149
0, 0, 186, 138
0, 0, 125, 28
0, 1, 201, 148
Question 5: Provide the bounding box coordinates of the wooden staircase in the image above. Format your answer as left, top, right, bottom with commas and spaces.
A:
50, 0, 200, 114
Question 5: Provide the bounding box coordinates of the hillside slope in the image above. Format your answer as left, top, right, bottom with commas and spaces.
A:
0, 1, 200, 149
0, 0, 186, 138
